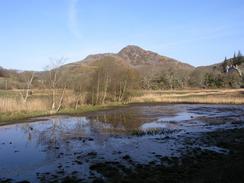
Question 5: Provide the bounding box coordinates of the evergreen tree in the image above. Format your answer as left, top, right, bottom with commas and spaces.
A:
232, 52, 236, 65
234, 50, 242, 65
237, 50, 242, 57
222, 57, 228, 72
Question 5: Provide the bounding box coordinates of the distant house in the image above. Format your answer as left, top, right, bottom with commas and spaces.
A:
225, 64, 242, 76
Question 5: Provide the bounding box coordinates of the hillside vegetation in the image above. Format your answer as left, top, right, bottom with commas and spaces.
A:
1, 46, 243, 91
0, 46, 244, 122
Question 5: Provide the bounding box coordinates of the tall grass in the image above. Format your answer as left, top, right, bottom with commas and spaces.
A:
0, 98, 49, 113
1, 89, 244, 113
130, 89, 244, 104
0, 89, 244, 123
0, 89, 87, 113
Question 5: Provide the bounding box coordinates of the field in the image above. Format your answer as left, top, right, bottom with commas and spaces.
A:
132, 89, 244, 104
0, 88, 244, 124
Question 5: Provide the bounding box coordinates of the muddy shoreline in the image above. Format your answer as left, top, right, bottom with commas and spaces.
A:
1, 128, 243, 183
0, 104, 243, 183
1, 102, 243, 127
86, 128, 244, 183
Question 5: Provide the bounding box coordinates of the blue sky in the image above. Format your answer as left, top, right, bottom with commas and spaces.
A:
0, 0, 244, 70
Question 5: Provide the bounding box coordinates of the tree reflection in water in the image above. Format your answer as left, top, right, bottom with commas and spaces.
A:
87, 105, 179, 131
20, 117, 121, 152
20, 105, 180, 150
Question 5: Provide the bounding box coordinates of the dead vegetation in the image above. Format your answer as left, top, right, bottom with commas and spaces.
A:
130, 89, 244, 104
0, 58, 243, 122
0, 97, 48, 113
0, 89, 243, 115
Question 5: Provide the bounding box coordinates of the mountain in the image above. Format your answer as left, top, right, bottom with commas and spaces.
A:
118, 45, 193, 68
0, 45, 197, 89
43, 46, 244, 89
2, 45, 243, 89
60, 45, 194, 77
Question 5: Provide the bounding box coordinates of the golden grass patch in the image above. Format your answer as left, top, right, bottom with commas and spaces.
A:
131, 89, 244, 104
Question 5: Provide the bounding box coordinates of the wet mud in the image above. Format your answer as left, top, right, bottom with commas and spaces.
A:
0, 104, 243, 182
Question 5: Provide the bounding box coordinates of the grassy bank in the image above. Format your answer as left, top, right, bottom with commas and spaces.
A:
0, 89, 244, 124
0, 111, 49, 125
0, 103, 125, 125
131, 89, 244, 104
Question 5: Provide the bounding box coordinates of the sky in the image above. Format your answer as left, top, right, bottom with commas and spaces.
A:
0, 0, 244, 71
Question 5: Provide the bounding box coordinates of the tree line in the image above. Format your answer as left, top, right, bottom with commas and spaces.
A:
0, 51, 244, 111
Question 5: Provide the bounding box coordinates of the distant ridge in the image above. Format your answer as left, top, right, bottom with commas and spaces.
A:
2, 45, 243, 89
63, 45, 194, 72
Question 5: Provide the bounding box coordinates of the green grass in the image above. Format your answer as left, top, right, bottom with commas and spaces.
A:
59, 104, 120, 115
0, 102, 125, 125
0, 111, 49, 126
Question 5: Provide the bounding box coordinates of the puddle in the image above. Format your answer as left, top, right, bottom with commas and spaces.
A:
0, 104, 244, 182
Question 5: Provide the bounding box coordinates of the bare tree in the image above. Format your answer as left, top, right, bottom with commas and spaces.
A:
101, 72, 110, 104
74, 86, 83, 109
118, 80, 127, 102
71, 74, 90, 109
88, 57, 138, 105
95, 72, 101, 105
46, 58, 67, 113
141, 64, 157, 90
20, 71, 35, 103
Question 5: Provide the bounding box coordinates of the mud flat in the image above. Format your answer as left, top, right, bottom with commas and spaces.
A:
0, 104, 244, 183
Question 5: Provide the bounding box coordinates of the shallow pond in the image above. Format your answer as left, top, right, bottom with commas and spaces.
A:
0, 104, 244, 182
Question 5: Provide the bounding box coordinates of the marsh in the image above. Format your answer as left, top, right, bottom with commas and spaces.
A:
0, 104, 244, 182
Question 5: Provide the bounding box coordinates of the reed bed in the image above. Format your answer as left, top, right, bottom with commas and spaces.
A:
131, 89, 244, 104
0, 89, 243, 123
0, 98, 49, 113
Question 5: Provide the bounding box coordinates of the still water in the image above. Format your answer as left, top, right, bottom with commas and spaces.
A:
0, 104, 243, 182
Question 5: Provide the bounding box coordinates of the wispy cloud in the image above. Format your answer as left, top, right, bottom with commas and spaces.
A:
68, 0, 82, 39
159, 23, 244, 49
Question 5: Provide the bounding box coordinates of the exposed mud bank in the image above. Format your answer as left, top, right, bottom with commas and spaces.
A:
0, 104, 243, 182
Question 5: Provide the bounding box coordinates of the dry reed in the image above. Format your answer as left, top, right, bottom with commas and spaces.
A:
1, 89, 244, 114
0, 98, 49, 113
131, 89, 244, 104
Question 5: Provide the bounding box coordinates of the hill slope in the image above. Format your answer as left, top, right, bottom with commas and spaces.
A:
60, 45, 194, 78
189, 56, 244, 87
1, 46, 243, 90
64, 45, 194, 70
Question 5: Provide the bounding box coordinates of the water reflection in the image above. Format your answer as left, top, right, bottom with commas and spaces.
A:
0, 104, 244, 182
87, 105, 181, 131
